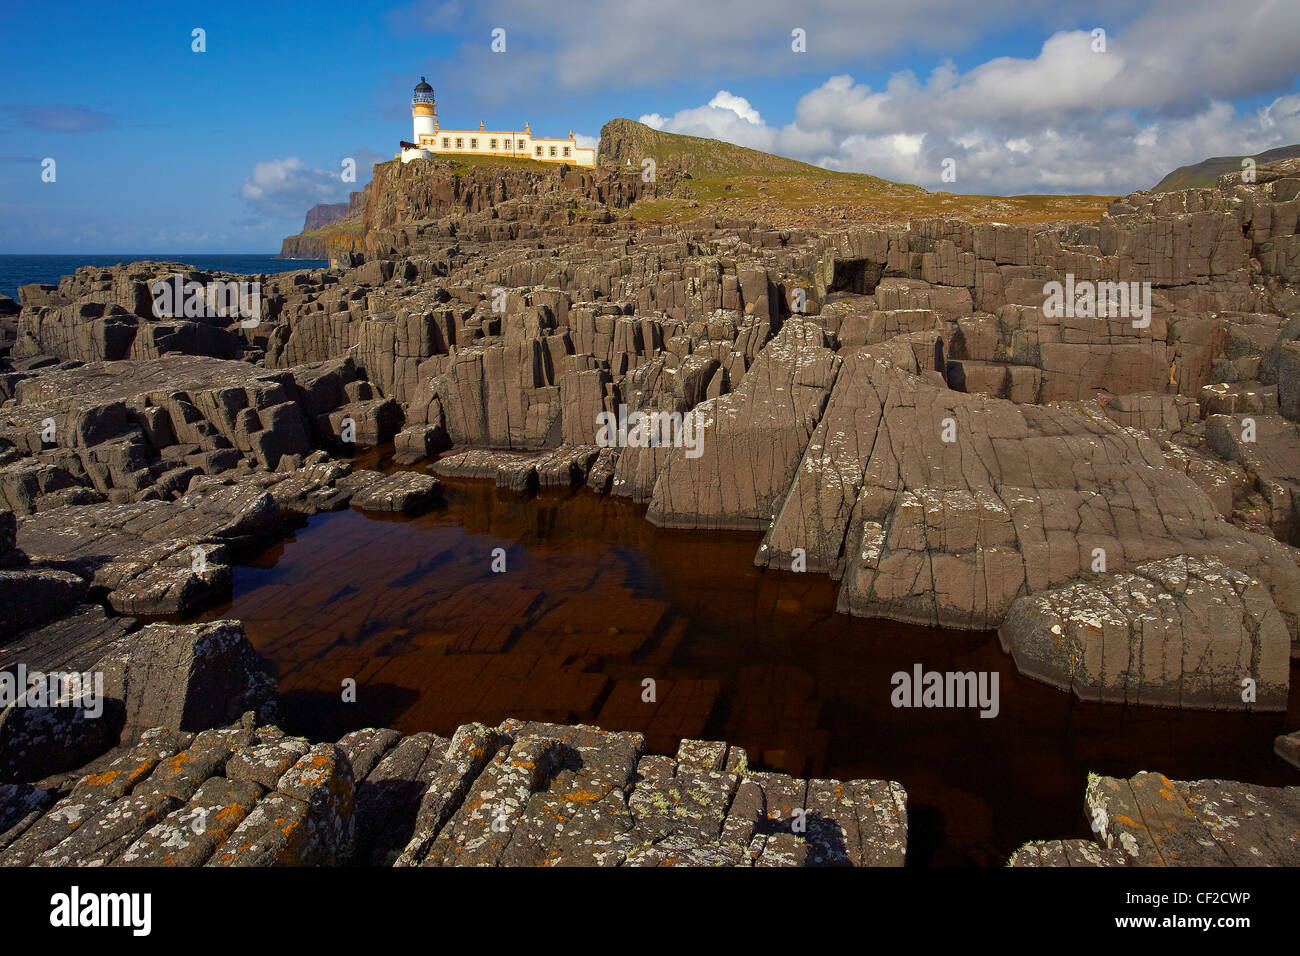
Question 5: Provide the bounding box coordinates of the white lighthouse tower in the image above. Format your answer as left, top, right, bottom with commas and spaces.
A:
400, 77, 436, 163
412, 77, 437, 141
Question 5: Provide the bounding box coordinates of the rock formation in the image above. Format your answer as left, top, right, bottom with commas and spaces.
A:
0, 711, 908, 868
3, 141, 1299, 866
1011, 770, 1299, 866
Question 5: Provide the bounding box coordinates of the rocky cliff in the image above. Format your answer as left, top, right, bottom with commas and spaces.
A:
303, 199, 352, 233
278, 190, 367, 259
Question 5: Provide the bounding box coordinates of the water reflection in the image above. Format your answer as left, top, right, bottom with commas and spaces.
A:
198, 476, 1298, 865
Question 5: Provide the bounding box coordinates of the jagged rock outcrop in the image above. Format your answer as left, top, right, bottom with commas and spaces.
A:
640, 318, 839, 524
305, 196, 360, 233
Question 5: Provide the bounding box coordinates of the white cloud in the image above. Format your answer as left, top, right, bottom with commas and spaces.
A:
398, 0, 1297, 194
708, 91, 762, 125
643, 16, 1300, 196
240, 157, 357, 220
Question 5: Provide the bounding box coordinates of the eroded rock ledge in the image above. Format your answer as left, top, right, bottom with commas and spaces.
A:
1011, 770, 1300, 866
0, 713, 907, 868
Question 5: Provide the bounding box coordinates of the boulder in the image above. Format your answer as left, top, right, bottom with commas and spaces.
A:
97, 620, 277, 740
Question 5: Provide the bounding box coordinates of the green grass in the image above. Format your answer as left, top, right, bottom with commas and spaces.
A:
415, 152, 565, 175
598, 117, 902, 183
1151, 144, 1300, 192
602, 118, 1115, 226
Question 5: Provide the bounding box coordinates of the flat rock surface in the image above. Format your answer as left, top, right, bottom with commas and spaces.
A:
1013, 770, 1300, 866
0, 717, 907, 868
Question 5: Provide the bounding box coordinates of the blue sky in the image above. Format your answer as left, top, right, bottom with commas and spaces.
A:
2, 0, 1297, 254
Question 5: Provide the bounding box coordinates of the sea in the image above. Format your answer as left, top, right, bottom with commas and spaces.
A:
0, 254, 329, 302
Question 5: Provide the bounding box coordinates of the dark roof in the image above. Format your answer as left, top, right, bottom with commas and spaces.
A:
414, 76, 433, 93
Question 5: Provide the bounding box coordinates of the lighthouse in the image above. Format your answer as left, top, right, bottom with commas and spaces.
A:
411, 76, 437, 141
395, 75, 596, 167
400, 77, 437, 163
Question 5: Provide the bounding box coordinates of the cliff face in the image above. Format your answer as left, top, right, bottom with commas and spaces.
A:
303, 201, 350, 233
362, 159, 651, 230
357, 156, 685, 255
279, 149, 686, 261
278, 224, 364, 260
279, 191, 367, 259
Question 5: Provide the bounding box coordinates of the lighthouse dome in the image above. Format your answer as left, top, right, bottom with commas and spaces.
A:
414, 77, 433, 93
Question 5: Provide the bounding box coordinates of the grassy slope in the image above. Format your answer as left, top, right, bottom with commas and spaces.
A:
418, 153, 562, 174
599, 118, 1114, 226
1152, 144, 1300, 192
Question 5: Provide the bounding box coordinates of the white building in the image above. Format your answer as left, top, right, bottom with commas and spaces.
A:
398, 77, 595, 167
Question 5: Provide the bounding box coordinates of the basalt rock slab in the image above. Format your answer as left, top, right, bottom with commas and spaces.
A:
1205, 413, 1300, 545
0, 783, 54, 852
209, 744, 355, 866
116, 775, 264, 866
0, 711, 912, 867
0, 568, 88, 639
1085, 771, 1300, 866
0, 727, 193, 866
999, 554, 1290, 709
0, 605, 134, 679
0, 687, 116, 784
1274, 729, 1300, 770
642, 319, 840, 527
339, 469, 442, 513
809, 357, 1300, 646
97, 619, 277, 741
1007, 839, 1129, 867
397, 719, 907, 868
1011, 770, 1300, 866
14, 478, 281, 615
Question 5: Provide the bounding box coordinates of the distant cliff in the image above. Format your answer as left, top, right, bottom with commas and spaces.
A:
278, 191, 366, 259
278, 222, 366, 260
303, 200, 351, 232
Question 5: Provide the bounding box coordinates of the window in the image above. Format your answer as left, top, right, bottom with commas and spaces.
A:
563, 147, 571, 157
442, 137, 449, 148
535, 146, 543, 156
490, 138, 498, 149
517, 140, 525, 150
455, 138, 463, 148
549, 146, 557, 157
470, 138, 478, 149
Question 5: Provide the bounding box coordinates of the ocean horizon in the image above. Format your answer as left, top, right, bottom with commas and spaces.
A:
0, 253, 330, 302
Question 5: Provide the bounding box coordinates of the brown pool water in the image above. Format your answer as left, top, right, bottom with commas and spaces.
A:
196, 464, 1300, 866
